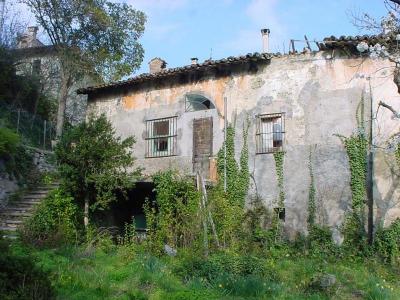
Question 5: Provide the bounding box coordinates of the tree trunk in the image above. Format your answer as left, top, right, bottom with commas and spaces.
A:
84, 195, 89, 228
56, 68, 71, 137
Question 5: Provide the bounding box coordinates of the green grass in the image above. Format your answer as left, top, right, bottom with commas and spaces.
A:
8, 242, 400, 300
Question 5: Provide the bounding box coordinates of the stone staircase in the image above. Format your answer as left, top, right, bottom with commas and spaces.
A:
0, 183, 59, 238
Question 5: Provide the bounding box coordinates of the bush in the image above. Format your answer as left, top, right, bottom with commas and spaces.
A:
144, 170, 201, 255
374, 219, 400, 263
308, 225, 337, 256
20, 189, 81, 247
0, 128, 34, 183
173, 251, 270, 281
0, 127, 20, 157
0, 237, 54, 299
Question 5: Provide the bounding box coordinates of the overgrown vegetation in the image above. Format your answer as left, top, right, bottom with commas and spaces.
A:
0, 127, 35, 184
2, 110, 398, 299
55, 114, 140, 228
0, 237, 54, 300
144, 171, 201, 255
20, 189, 81, 247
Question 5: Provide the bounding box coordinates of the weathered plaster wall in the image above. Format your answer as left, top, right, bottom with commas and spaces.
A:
87, 52, 400, 237
16, 53, 90, 125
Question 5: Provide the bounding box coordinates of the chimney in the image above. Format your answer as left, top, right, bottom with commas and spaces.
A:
27, 26, 38, 40
261, 28, 270, 53
149, 57, 167, 74
191, 57, 198, 65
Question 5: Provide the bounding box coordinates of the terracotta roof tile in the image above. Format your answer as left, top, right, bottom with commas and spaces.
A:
77, 52, 275, 94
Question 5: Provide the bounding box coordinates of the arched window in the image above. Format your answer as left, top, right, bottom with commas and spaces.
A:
185, 94, 215, 112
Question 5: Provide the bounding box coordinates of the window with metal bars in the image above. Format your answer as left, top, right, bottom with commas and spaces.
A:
145, 116, 177, 158
256, 113, 285, 154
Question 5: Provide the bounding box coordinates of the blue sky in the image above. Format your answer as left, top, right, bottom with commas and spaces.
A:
17, 0, 389, 76
126, 0, 388, 75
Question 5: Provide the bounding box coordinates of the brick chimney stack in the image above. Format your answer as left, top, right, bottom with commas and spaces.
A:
28, 26, 38, 40
149, 58, 167, 74
191, 57, 198, 65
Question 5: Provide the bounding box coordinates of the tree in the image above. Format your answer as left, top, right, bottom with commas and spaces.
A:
55, 114, 141, 228
0, 1, 27, 48
21, 0, 146, 137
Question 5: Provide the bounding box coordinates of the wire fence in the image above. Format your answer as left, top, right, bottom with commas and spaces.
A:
0, 102, 55, 150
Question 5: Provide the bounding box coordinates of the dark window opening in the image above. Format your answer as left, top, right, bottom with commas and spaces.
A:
256, 113, 285, 154
274, 207, 285, 221
154, 120, 169, 136
185, 94, 216, 112
155, 138, 168, 152
32, 59, 41, 75
92, 182, 155, 235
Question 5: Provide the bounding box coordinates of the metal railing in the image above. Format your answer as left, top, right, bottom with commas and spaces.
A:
145, 116, 177, 158
0, 102, 55, 150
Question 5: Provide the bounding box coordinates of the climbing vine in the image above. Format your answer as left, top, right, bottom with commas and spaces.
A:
338, 133, 368, 250
238, 117, 250, 207
273, 151, 285, 207
216, 120, 250, 207
307, 147, 316, 230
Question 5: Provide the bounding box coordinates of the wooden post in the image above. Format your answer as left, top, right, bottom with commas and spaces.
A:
43, 120, 47, 149
304, 35, 311, 51
197, 172, 209, 256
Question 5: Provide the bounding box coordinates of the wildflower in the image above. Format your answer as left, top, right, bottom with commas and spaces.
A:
219, 284, 223, 288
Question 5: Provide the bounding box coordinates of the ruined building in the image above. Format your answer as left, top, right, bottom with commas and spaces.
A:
78, 30, 400, 240
13, 26, 89, 125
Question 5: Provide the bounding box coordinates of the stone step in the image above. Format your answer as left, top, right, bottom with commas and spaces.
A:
21, 195, 47, 200
11, 200, 41, 206
1, 220, 23, 227
0, 226, 17, 231
0, 211, 31, 217
1, 206, 34, 212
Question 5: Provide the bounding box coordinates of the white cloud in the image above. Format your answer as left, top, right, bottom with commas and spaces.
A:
221, 0, 288, 54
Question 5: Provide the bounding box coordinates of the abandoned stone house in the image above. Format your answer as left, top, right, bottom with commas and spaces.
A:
13, 26, 89, 125
78, 30, 400, 240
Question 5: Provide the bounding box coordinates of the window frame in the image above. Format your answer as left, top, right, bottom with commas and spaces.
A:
255, 112, 285, 154
185, 94, 216, 112
145, 116, 178, 158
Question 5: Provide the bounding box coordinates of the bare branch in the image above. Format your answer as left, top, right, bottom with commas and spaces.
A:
378, 101, 400, 118
389, 0, 400, 5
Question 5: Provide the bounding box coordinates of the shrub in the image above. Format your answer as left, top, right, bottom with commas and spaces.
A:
0, 128, 34, 183
20, 189, 80, 247
173, 251, 270, 281
308, 225, 337, 256
0, 127, 20, 157
144, 170, 201, 255
0, 237, 54, 299
55, 114, 140, 228
374, 219, 400, 263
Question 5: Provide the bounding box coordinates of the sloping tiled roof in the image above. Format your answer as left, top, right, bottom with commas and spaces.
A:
13, 45, 57, 58
77, 52, 275, 95
319, 34, 395, 50
78, 33, 396, 95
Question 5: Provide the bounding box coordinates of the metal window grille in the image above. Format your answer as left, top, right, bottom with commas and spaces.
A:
145, 116, 177, 158
256, 113, 285, 154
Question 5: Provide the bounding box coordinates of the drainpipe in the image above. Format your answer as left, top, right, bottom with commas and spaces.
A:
224, 96, 227, 192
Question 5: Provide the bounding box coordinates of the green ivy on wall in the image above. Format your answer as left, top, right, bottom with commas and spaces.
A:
273, 151, 285, 208
337, 133, 368, 250
216, 119, 250, 208
307, 147, 316, 230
